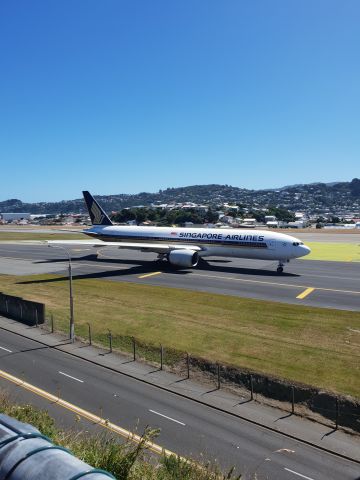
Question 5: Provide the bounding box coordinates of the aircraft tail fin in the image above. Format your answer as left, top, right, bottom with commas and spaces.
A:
82, 191, 113, 226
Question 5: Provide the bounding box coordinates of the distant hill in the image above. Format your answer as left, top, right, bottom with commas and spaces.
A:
0, 179, 359, 215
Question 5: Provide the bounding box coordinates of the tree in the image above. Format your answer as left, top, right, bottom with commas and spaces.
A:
267, 207, 295, 222
205, 208, 219, 223
173, 210, 202, 225
247, 210, 265, 222
134, 209, 147, 224
111, 209, 136, 223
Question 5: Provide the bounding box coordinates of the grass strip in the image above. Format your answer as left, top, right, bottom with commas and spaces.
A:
302, 242, 360, 262
0, 274, 359, 398
0, 232, 87, 241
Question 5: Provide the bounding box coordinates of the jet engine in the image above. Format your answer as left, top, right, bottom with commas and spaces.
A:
168, 249, 199, 268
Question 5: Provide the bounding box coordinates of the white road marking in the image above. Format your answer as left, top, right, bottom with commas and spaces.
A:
0, 346, 12, 353
0, 255, 42, 261
79, 263, 128, 270
284, 467, 315, 480
0, 256, 126, 271
191, 272, 360, 295
305, 273, 359, 281
58, 371, 84, 383
149, 409, 186, 426
0, 258, 128, 280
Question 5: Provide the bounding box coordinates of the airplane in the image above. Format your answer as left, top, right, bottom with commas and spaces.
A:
49, 190, 311, 273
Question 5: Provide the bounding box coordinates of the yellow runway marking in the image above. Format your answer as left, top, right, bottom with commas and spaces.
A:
138, 271, 162, 279
296, 287, 315, 299
0, 368, 179, 459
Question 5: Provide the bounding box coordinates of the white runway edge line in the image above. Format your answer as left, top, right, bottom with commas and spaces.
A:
284, 467, 315, 480
0, 346, 12, 353
58, 371, 84, 383
149, 409, 186, 426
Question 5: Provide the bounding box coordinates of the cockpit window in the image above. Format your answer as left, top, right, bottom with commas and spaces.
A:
293, 242, 299, 246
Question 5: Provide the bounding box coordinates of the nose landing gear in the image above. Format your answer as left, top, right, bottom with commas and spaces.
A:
277, 261, 285, 274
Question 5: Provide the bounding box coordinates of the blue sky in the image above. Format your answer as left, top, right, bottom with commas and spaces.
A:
0, 1, 359, 202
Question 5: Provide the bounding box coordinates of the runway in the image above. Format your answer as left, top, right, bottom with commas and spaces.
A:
0, 243, 359, 310
293, 232, 360, 243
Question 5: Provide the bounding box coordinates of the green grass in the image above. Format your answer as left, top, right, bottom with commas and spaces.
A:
0, 392, 238, 479
0, 232, 87, 241
301, 242, 360, 262
1, 274, 359, 398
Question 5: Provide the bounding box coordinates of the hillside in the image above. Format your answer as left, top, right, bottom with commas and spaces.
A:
1, 179, 359, 215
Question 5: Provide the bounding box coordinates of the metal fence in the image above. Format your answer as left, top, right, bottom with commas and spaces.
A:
41, 316, 360, 434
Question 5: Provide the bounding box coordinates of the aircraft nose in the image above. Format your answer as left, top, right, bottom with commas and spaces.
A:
301, 245, 311, 256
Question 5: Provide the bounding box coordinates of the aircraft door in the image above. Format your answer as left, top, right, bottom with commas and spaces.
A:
267, 240, 276, 250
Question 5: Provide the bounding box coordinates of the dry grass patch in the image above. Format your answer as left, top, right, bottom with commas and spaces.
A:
0, 232, 87, 241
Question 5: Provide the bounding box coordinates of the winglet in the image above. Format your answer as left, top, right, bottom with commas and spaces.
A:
82, 191, 113, 226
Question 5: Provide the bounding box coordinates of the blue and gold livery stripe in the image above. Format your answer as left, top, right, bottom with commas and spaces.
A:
87, 233, 268, 249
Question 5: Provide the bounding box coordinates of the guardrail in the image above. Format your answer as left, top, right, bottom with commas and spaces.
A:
0, 293, 44, 326
0, 414, 114, 479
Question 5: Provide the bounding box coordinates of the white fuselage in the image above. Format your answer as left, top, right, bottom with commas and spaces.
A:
85, 225, 311, 262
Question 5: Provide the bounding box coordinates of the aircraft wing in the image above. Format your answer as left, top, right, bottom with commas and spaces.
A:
45, 240, 202, 254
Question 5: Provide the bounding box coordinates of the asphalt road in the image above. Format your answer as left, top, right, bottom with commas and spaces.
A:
0, 243, 359, 310
294, 233, 360, 243
0, 328, 359, 480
